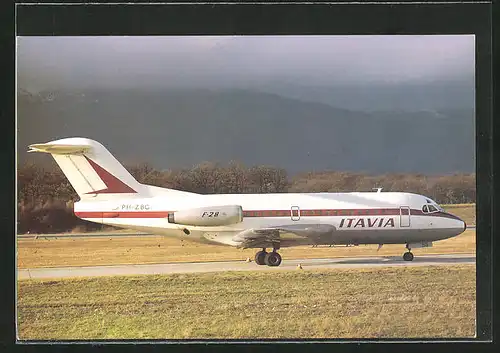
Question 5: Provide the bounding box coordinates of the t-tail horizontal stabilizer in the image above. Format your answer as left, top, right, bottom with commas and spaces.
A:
28, 143, 91, 155
28, 137, 142, 199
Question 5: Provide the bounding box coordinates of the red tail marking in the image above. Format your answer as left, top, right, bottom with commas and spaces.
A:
84, 156, 137, 194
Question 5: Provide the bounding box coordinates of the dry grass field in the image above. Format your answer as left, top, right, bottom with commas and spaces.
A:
17, 265, 476, 340
16, 205, 477, 340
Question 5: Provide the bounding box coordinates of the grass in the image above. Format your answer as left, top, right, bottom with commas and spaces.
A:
16, 265, 476, 340
17, 230, 475, 269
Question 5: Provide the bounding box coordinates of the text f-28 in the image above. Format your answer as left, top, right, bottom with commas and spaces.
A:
202, 211, 219, 218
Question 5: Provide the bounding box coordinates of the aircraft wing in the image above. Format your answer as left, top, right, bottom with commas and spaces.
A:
232, 224, 336, 249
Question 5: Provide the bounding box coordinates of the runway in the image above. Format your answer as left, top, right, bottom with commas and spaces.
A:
17, 254, 475, 280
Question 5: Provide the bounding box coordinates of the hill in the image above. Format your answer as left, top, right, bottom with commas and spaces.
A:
17, 88, 475, 175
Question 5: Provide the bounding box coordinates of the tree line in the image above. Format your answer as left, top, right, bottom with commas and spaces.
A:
17, 161, 476, 234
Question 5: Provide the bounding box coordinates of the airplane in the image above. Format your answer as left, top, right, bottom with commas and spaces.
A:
27, 137, 467, 267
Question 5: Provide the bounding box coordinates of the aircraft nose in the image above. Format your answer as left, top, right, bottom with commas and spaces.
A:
456, 216, 467, 235
445, 212, 466, 235
462, 219, 467, 233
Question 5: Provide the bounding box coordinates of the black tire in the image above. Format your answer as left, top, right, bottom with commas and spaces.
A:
403, 252, 414, 261
264, 252, 282, 267
255, 250, 267, 265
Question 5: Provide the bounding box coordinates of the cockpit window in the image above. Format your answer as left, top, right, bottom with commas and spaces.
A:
422, 197, 443, 213
422, 204, 439, 214
428, 205, 438, 213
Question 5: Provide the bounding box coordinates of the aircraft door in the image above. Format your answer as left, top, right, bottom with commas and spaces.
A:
399, 206, 410, 227
291, 206, 300, 221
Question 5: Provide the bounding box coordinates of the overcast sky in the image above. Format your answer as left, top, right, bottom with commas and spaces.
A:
17, 35, 475, 92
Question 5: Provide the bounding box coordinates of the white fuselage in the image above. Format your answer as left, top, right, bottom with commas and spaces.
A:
74, 191, 466, 248
28, 137, 467, 265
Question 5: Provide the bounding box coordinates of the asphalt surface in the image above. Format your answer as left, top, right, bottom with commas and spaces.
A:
17, 254, 475, 280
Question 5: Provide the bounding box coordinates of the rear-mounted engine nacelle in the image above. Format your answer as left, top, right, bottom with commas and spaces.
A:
168, 205, 243, 227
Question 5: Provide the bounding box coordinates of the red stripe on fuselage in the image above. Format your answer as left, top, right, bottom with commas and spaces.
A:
75, 208, 459, 220
75, 211, 171, 218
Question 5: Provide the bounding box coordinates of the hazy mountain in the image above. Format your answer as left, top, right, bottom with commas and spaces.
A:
17, 88, 475, 175
251, 79, 475, 112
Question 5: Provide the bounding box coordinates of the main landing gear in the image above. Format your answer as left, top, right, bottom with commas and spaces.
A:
254, 248, 282, 267
403, 244, 414, 261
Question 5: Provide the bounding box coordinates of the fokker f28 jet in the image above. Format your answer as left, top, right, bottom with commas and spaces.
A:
28, 138, 467, 267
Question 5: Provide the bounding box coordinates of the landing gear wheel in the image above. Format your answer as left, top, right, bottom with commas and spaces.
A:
264, 252, 282, 267
254, 250, 267, 265
403, 252, 414, 261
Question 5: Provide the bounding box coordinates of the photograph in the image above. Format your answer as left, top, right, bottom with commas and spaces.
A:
16, 34, 477, 340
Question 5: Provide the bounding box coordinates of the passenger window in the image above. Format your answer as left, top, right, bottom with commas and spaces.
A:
422, 205, 429, 213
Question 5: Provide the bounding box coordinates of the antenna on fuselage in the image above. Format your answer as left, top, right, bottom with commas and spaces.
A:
372, 187, 383, 193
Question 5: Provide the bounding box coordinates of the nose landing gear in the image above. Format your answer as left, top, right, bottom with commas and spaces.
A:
254, 248, 282, 266
403, 252, 414, 261
403, 244, 414, 261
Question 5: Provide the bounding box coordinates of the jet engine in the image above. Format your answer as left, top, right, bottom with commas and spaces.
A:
167, 205, 243, 226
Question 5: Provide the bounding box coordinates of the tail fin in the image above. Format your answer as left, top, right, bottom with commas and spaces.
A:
28, 137, 145, 200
